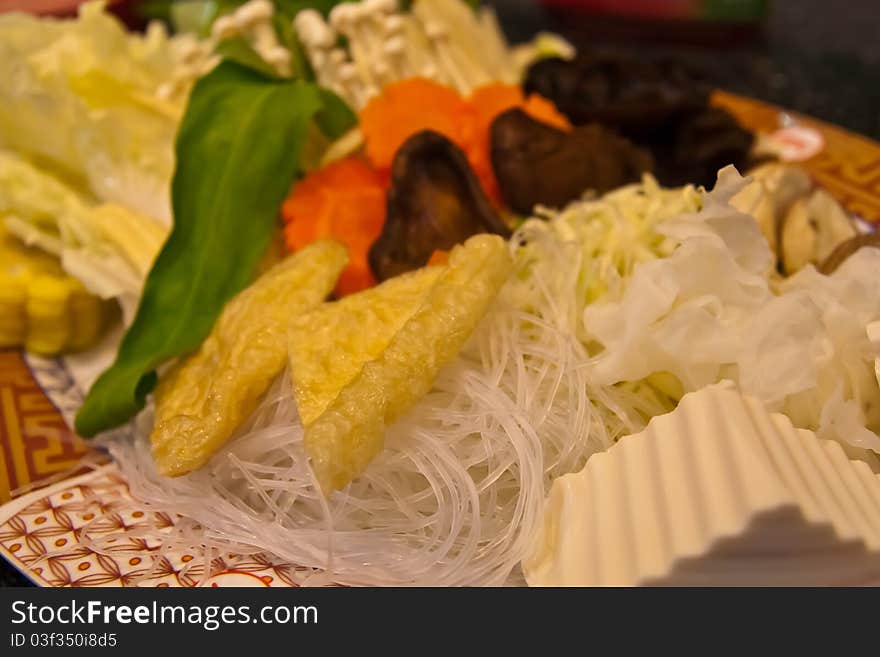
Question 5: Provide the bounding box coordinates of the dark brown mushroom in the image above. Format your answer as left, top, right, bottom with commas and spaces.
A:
490, 108, 654, 215
524, 53, 710, 138
523, 52, 756, 189
368, 130, 511, 282
818, 233, 880, 275
653, 107, 756, 187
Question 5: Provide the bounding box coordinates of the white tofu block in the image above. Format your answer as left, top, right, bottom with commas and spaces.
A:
523, 382, 880, 586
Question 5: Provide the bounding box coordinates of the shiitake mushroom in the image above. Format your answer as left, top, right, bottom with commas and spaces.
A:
818, 233, 880, 275
730, 163, 813, 258
650, 107, 755, 187
490, 108, 654, 215
780, 189, 858, 275
523, 52, 755, 189
729, 163, 864, 276
524, 53, 710, 139
368, 130, 511, 282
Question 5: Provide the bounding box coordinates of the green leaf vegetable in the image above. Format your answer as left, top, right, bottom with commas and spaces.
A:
215, 37, 285, 78
297, 88, 358, 171
315, 88, 357, 136
75, 60, 356, 437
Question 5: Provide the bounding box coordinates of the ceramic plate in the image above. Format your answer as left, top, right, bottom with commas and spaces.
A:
2, 93, 880, 587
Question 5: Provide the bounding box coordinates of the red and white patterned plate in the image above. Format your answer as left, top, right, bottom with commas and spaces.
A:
3, 93, 880, 586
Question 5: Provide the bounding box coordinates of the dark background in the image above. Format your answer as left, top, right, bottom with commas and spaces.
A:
1, 0, 879, 587
489, 0, 880, 140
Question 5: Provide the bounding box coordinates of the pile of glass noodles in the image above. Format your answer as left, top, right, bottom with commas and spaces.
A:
96, 167, 880, 585
95, 173, 691, 586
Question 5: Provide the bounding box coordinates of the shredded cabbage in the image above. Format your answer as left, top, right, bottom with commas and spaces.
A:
0, 150, 167, 320
583, 166, 880, 461
517, 175, 702, 315
0, 1, 203, 223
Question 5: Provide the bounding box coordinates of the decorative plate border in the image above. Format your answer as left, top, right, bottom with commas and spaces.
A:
23, 353, 84, 430
0, 465, 308, 587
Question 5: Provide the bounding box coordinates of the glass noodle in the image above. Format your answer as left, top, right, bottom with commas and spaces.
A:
91, 176, 707, 586
99, 251, 635, 585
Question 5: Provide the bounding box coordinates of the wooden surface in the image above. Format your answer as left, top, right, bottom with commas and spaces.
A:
714, 91, 880, 222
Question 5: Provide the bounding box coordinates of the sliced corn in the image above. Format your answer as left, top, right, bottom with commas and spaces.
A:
1, 223, 111, 355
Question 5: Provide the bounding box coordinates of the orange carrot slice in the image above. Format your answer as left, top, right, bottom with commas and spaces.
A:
282, 157, 387, 296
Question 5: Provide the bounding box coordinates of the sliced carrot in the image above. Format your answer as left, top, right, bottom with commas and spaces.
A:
359, 78, 471, 170
360, 79, 570, 209
427, 250, 450, 267
467, 83, 523, 133
468, 83, 570, 135
282, 156, 387, 296
284, 82, 571, 295
522, 93, 572, 131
